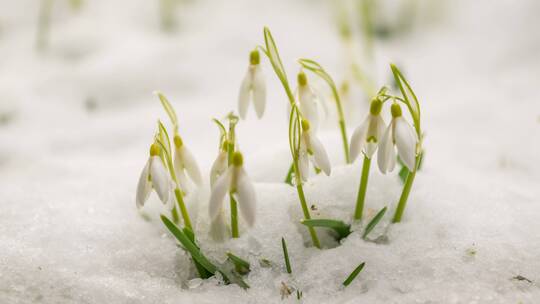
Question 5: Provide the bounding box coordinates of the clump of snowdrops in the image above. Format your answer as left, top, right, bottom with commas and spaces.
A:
134, 27, 424, 290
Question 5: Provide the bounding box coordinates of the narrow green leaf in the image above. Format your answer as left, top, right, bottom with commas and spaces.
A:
362, 207, 387, 239
398, 165, 409, 184
301, 219, 351, 240
390, 64, 420, 126
155, 91, 178, 129
263, 27, 288, 83
262, 27, 296, 104
182, 227, 213, 279
157, 120, 171, 154
227, 252, 250, 275
217, 264, 250, 289
212, 118, 227, 136
281, 237, 292, 274
343, 262, 365, 287
298, 58, 335, 88
160, 215, 217, 274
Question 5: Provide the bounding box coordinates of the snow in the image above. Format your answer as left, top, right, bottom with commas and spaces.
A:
1, 0, 540, 303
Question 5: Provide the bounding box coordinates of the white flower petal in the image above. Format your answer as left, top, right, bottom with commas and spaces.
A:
176, 169, 190, 194
252, 66, 266, 119
298, 138, 310, 182
150, 156, 171, 203
173, 148, 183, 181
136, 159, 152, 208
377, 123, 396, 174
298, 86, 319, 131
234, 168, 256, 227
238, 71, 252, 120
309, 133, 331, 176
209, 211, 228, 242
375, 115, 386, 142
394, 117, 418, 172
208, 167, 232, 221
210, 151, 228, 188
349, 116, 370, 161
312, 86, 329, 120
180, 146, 203, 186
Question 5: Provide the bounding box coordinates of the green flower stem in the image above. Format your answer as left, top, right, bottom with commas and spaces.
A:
330, 85, 350, 164
339, 120, 350, 163
174, 188, 193, 230
392, 154, 420, 223
227, 121, 239, 238
262, 27, 320, 247
230, 197, 239, 238
353, 155, 371, 220
296, 182, 321, 249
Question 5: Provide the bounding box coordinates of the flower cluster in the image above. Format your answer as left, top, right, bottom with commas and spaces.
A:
134, 27, 424, 288
350, 98, 418, 174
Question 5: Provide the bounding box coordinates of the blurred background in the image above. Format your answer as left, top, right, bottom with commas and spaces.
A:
0, 0, 539, 183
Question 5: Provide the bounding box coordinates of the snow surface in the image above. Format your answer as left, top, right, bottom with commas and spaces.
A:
1, 0, 540, 303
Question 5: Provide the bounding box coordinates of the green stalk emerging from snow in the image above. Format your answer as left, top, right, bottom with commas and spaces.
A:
226, 113, 240, 238
388, 64, 422, 223
260, 27, 321, 248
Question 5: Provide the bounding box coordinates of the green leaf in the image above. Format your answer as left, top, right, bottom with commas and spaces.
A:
162, 216, 249, 287
212, 118, 227, 136
183, 227, 213, 279
343, 262, 365, 287
398, 165, 408, 184
261, 27, 295, 104
362, 207, 387, 239
217, 263, 250, 289
263, 27, 288, 83
281, 237, 292, 274
157, 120, 171, 154
155, 91, 178, 130
298, 58, 336, 89
390, 64, 420, 128
301, 219, 351, 240
227, 252, 250, 275
160, 215, 217, 274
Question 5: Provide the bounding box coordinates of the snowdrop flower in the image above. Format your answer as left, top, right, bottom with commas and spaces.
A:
210, 147, 228, 188
378, 103, 418, 174
209, 211, 228, 242
238, 50, 266, 119
298, 119, 331, 182
209, 152, 256, 227
136, 144, 171, 208
295, 71, 321, 131
173, 135, 202, 190
349, 98, 386, 161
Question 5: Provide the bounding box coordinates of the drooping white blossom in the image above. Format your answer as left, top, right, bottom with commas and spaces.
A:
209, 152, 256, 227
136, 144, 171, 208
209, 210, 228, 242
294, 71, 322, 132
238, 50, 266, 119
173, 135, 202, 191
377, 103, 418, 174
298, 119, 331, 182
210, 150, 228, 188
349, 99, 386, 161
